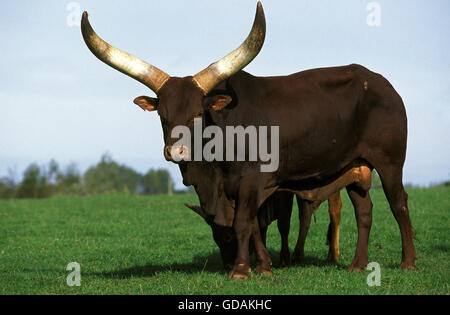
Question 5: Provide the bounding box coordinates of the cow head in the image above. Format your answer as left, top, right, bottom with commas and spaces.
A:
184, 203, 237, 269
81, 3, 265, 163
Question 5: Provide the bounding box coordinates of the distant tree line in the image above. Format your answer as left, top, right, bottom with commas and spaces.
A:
1, 156, 446, 200
0, 153, 192, 199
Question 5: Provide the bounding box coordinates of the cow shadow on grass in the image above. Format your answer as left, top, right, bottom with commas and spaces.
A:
93, 248, 347, 279
94, 251, 226, 279
287, 255, 348, 270
267, 249, 349, 270
434, 244, 449, 253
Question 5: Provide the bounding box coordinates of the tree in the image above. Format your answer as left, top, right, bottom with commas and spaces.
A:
0, 155, 178, 198
56, 163, 81, 195
0, 178, 15, 199
83, 153, 141, 194
140, 169, 173, 195
16, 163, 52, 198
0, 167, 17, 199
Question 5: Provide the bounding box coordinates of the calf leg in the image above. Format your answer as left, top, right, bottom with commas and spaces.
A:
346, 184, 373, 271
292, 197, 313, 264
326, 191, 342, 262
276, 192, 294, 267
260, 226, 268, 247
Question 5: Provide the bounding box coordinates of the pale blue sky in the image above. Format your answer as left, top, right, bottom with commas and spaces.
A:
0, 0, 449, 188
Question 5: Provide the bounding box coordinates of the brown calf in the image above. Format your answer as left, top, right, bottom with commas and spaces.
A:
186, 164, 372, 276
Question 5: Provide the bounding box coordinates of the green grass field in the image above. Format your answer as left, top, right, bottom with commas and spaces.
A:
0, 187, 448, 295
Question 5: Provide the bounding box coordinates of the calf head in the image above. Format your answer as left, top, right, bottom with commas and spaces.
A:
184, 203, 237, 269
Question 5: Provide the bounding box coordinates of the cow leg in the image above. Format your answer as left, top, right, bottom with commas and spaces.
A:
292, 197, 313, 264
277, 192, 294, 267
377, 167, 418, 269
229, 214, 253, 279
229, 187, 259, 280
260, 226, 268, 247
326, 191, 342, 262
346, 184, 373, 272
252, 218, 273, 276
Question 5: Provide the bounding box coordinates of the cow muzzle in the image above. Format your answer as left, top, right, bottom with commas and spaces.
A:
164, 145, 190, 163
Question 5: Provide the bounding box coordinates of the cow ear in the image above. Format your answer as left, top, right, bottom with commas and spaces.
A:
133, 96, 158, 111
204, 94, 232, 111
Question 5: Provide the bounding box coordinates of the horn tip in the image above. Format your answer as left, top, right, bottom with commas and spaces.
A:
256, 1, 265, 18
81, 11, 91, 37
81, 11, 90, 29
257, 1, 264, 12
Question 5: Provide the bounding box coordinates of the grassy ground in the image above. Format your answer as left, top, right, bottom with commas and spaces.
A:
0, 186, 448, 294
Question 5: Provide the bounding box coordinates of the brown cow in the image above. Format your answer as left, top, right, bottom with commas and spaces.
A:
81, 2, 417, 279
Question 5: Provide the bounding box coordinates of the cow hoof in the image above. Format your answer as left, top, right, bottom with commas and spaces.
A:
257, 269, 274, 277
228, 264, 250, 280
326, 253, 339, 263
348, 265, 365, 272
348, 260, 368, 272
228, 271, 250, 280
400, 262, 418, 270
348, 255, 368, 272
255, 265, 274, 277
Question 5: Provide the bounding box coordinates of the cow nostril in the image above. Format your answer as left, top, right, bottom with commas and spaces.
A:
164, 146, 172, 160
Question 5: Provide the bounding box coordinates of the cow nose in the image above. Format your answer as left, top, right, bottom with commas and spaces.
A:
164, 145, 189, 162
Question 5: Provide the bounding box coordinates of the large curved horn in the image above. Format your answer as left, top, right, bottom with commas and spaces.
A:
192, 2, 266, 95
81, 12, 170, 94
